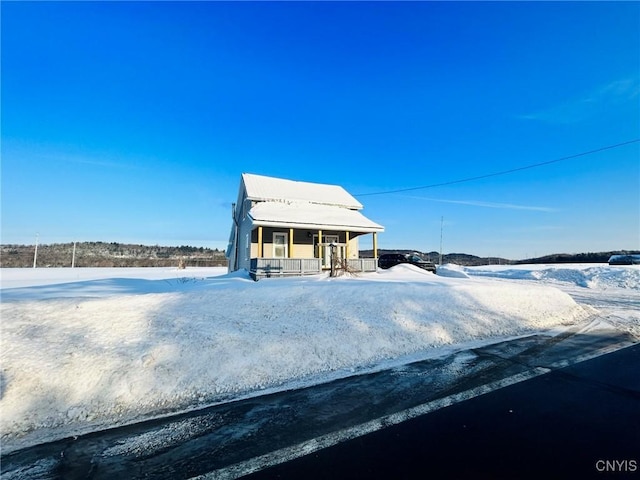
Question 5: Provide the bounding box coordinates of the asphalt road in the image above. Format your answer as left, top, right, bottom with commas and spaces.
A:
244, 342, 640, 480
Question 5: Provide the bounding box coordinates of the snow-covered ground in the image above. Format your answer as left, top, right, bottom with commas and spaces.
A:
464, 263, 640, 338
1, 263, 638, 453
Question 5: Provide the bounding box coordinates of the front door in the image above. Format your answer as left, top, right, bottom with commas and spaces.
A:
314, 234, 340, 267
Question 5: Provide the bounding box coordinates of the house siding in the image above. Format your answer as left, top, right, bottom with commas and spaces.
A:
237, 217, 253, 271
248, 228, 362, 257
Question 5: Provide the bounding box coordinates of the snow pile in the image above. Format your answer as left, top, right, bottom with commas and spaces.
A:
466, 264, 640, 290
436, 263, 470, 278
1, 265, 596, 452
575, 266, 640, 290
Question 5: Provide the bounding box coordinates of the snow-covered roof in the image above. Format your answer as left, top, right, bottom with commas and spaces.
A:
242, 173, 363, 210
248, 201, 384, 232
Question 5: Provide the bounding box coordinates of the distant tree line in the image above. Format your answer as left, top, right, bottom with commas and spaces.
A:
359, 249, 512, 266
3, 243, 634, 268
0, 242, 228, 268
513, 251, 640, 265
360, 249, 639, 266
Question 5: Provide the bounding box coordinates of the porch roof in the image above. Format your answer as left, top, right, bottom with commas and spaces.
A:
248, 201, 384, 233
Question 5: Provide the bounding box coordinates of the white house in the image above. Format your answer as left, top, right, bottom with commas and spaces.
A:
226, 173, 384, 279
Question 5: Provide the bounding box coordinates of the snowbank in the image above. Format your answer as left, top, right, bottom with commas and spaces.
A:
0, 264, 610, 452
436, 263, 470, 278
466, 263, 640, 290
0, 266, 229, 292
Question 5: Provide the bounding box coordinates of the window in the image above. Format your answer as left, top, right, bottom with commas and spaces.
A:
273, 232, 288, 258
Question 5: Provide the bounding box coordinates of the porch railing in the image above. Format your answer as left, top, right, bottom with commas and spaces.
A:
250, 258, 322, 280
347, 258, 377, 272
249, 257, 378, 280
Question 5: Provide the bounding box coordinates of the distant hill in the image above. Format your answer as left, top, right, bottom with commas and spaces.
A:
514, 251, 640, 265
359, 249, 512, 266
360, 249, 640, 266
0, 242, 228, 268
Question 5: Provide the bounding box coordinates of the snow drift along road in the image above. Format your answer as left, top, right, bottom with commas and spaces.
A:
2, 264, 632, 453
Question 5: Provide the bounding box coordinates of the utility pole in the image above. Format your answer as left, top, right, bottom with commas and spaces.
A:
439, 216, 443, 265
33, 233, 39, 268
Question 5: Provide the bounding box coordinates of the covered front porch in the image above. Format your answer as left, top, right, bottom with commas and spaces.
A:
248, 226, 380, 280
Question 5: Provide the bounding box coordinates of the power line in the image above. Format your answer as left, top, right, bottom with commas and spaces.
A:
354, 139, 640, 197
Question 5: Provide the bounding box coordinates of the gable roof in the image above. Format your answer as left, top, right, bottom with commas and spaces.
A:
242, 173, 363, 210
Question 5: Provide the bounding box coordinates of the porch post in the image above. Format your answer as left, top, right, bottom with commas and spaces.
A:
289, 228, 294, 258
373, 232, 378, 259
345, 231, 350, 259
317, 230, 322, 259
258, 226, 263, 258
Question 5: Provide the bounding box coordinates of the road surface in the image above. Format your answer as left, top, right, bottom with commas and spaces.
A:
244, 342, 640, 480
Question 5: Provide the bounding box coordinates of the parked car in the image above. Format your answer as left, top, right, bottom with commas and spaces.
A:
608, 254, 640, 265
378, 253, 437, 273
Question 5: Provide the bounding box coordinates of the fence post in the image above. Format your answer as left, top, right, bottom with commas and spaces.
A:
33, 233, 39, 268
330, 243, 336, 277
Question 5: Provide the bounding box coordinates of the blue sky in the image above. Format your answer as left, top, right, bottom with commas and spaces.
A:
2, 1, 638, 260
